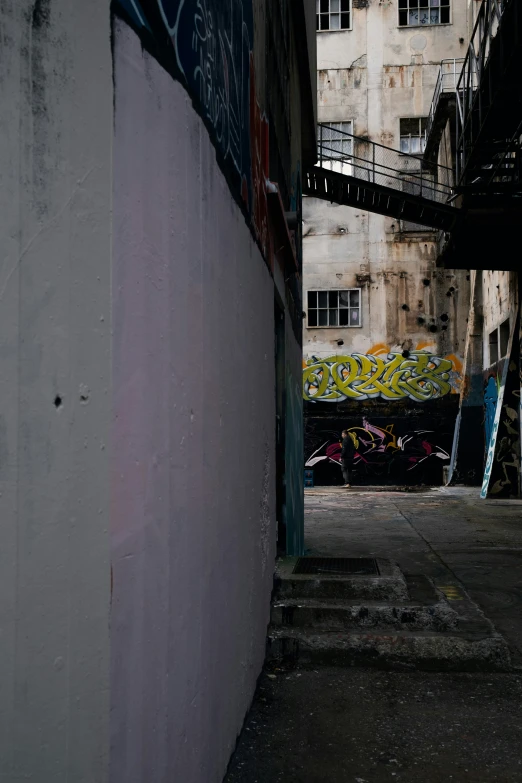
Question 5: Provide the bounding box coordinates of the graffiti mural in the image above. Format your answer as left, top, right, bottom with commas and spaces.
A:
481, 316, 518, 499
248, 56, 270, 255
114, 0, 271, 255
484, 375, 499, 451
303, 351, 460, 403
305, 417, 451, 485
483, 360, 520, 498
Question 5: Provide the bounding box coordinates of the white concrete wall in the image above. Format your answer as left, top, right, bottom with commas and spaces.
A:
111, 22, 276, 783
0, 1, 112, 780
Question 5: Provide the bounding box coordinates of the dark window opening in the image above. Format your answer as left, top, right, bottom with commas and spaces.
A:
499, 319, 510, 358
316, 0, 352, 31
489, 329, 499, 365
307, 288, 361, 328
399, 0, 450, 27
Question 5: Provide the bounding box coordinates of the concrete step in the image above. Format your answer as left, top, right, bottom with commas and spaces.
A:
271, 598, 459, 633
269, 560, 512, 671
274, 557, 409, 602
266, 627, 511, 672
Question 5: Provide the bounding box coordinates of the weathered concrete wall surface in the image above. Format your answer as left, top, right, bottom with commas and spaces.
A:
303, 4, 470, 485
0, 1, 112, 780
482, 271, 517, 367
317, 1, 467, 74
111, 22, 276, 783
306, 0, 470, 364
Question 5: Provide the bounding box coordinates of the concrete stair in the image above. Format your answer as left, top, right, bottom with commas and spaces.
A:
267, 558, 511, 672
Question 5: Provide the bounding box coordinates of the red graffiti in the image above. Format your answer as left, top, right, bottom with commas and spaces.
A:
249, 54, 270, 258
306, 420, 450, 475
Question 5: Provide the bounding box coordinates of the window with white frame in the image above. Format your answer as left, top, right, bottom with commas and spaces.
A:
316, 0, 352, 31
400, 117, 427, 154
317, 121, 353, 175
307, 289, 361, 328
398, 0, 450, 27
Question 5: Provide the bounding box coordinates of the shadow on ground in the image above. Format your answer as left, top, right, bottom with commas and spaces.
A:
225, 668, 522, 782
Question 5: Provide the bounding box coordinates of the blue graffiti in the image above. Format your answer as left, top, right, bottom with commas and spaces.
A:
117, 0, 150, 29
115, 0, 254, 214
484, 375, 499, 452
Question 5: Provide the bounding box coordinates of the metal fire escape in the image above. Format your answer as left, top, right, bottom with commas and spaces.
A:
456, 0, 522, 194
304, 125, 459, 233
438, 0, 522, 268
304, 0, 522, 267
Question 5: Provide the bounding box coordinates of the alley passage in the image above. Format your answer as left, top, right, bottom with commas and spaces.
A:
225, 487, 522, 783
304, 486, 522, 663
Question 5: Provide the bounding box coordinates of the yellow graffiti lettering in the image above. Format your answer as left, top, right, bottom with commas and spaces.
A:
303, 352, 457, 403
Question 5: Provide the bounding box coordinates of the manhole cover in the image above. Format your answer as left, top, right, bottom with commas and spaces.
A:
293, 557, 380, 576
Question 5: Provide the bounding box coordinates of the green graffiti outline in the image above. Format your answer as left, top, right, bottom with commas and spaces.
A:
303, 352, 454, 403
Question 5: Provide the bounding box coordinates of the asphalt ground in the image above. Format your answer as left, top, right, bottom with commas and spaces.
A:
224, 488, 522, 783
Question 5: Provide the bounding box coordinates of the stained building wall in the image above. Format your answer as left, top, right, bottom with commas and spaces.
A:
303, 1, 471, 486
451, 268, 520, 495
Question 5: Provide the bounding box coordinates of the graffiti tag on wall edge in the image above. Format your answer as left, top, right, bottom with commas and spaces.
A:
303, 351, 459, 402
115, 0, 271, 258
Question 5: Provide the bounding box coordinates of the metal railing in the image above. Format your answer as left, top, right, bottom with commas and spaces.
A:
456, 0, 506, 182
426, 58, 465, 142
317, 124, 454, 203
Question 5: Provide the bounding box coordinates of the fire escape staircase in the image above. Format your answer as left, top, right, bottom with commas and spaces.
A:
456, 0, 522, 195
437, 0, 522, 268
303, 125, 459, 233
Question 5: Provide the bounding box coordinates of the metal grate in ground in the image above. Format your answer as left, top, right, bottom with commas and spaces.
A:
293, 557, 380, 576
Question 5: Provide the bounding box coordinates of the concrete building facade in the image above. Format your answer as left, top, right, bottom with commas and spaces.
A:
0, 1, 315, 781
303, 0, 471, 486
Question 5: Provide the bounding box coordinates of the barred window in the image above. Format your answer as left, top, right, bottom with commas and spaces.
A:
307, 290, 361, 328
317, 121, 353, 175
316, 0, 352, 31
399, 0, 450, 27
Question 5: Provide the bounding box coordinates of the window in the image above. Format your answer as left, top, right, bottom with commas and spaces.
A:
307, 289, 361, 328
398, 0, 450, 26
489, 329, 499, 365
499, 319, 510, 358
400, 118, 427, 155
317, 121, 353, 175
316, 0, 351, 31
488, 319, 510, 365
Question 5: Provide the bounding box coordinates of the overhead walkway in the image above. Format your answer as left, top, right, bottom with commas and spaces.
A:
303, 124, 459, 233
